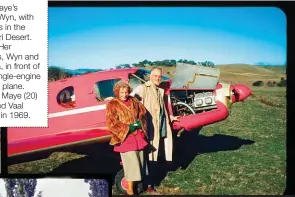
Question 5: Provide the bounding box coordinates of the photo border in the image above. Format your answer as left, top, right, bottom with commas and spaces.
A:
1, 1, 293, 196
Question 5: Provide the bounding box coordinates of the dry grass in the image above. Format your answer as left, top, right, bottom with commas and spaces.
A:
8, 152, 86, 174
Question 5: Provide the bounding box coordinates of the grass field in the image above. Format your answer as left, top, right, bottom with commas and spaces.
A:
151, 87, 286, 195
7, 64, 286, 195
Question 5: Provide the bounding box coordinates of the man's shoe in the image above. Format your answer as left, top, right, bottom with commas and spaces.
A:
146, 186, 157, 194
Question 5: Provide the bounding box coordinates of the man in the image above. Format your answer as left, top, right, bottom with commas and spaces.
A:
133, 67, 179, 193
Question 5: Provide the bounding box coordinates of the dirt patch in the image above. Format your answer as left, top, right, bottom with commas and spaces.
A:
250, 94, 284, 109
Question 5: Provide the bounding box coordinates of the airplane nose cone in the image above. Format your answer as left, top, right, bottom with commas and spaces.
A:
231, 84, 252, 103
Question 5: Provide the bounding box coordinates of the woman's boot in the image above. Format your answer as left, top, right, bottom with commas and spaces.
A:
127, 181, 134, 195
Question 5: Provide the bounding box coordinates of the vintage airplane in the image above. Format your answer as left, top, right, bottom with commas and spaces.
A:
7, 63, 251, 193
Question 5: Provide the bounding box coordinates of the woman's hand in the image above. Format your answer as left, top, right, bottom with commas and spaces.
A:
105, 97, 114, 101
128, 123, 137, 133
134, 120, 142, 129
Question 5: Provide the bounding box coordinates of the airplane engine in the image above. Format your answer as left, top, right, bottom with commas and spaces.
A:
170, 82, 252, 132
170, 90, 218, 116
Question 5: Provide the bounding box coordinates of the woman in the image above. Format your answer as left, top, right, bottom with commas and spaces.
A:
106, 81, 149, 195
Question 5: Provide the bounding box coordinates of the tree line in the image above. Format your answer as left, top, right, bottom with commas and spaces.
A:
252, 77, 286, 87
48, 66, 73, 82
116, 59, 215, 69
48, 59, 215, 81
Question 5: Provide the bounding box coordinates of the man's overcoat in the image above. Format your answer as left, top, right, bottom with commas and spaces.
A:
135, 81, 173, 161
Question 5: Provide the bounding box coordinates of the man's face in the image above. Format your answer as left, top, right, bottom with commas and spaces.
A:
150, 69, 162, 86
119, 87, 129, 101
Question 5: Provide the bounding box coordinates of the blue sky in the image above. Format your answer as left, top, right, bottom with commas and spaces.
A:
48, 7, 286, 69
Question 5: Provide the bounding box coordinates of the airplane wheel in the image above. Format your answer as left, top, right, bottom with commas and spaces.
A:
115, 169, 128, 194
115, 169, 144, 195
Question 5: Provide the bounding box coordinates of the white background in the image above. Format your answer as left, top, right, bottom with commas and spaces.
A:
0, 0, 48, 127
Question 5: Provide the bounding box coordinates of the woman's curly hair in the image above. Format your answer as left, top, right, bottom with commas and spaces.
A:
113, 81, 133, 98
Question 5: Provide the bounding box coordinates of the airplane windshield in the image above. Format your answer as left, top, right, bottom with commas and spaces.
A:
128, 68, 171, 93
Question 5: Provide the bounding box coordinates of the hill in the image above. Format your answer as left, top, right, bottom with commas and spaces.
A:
143, 64, 285, 87
260, 65, 286, 73
49, 64, 285, 87
216, 64, 279, 75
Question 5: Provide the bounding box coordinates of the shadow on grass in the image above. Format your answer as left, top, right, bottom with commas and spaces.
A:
50, 142, 122, 184
150, 130, 255, 187
174, 131, 255, 169
17, 130, 254, 186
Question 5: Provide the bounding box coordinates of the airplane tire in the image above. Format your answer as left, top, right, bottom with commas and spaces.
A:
115, 169, 144, 195
115, 169, 126, 194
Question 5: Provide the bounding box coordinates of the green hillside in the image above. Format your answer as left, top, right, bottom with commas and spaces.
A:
143, 64, 285, 87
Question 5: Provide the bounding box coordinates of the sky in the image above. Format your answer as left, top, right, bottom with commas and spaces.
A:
48, 7, 286, 69
0, 179, 97, 197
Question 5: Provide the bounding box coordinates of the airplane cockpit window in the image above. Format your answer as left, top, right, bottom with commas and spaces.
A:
129, 74, 144, 91
57, 86, 76, 108
129, 69, 171, 92
94, 78, 121, 101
